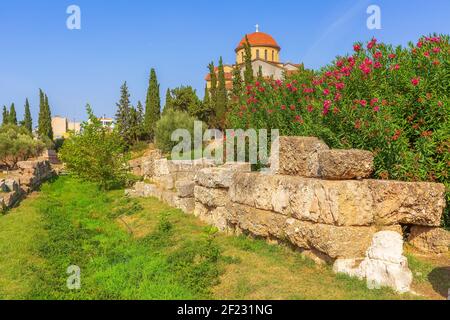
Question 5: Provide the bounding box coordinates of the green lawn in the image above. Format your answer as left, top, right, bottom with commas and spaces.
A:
0, 176, 427, 300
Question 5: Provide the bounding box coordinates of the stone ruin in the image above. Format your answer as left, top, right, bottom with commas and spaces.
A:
1, 160, 55, 211
126, 136, 449, 293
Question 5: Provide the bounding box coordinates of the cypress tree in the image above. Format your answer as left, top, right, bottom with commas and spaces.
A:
38, 90, 53, 140
203, 84, 210, 107
257, 66, 264, 83
136, 100, 144, 139
9, 103, 17, 125
215, 57, 228, 129
208, 62, 217, 111
144, 68, 161, 141
115, 81, 132, 145
164, 88, 173, 112
2, 106, 9, 125
243, 36, 254, 85
232, 66, 243, 99
23, 98, 33, 133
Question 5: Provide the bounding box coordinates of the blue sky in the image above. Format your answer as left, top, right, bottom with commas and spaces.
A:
1, 0, 449, 123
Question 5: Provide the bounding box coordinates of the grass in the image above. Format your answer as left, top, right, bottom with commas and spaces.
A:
0, 176, 432, 300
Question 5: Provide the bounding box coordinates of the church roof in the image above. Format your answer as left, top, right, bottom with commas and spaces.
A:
235, 32, 281, 52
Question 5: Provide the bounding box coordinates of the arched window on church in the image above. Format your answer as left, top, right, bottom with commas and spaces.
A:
256, 49, 260, 59
272, 50, 274, 61
264, 50, 268, 61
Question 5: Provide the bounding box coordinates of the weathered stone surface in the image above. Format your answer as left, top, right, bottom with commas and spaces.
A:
153, 159, 170, 177
17, 161, 38, 170
408, 226, 450, 254
194, 202, 230, 231
175, 180, 195, 198
334, 231, 413, 293
231, 173, 374, 226
195, 165, 249, 188
128, 158, 142, 176
194, 186, 229, 208
318, 149, 374, 179
368, 180, 446, 227
169, 158, 215, 173
271, 136, 329, 177
285, 218, 376, 259
229, 203, 286, 239
153, 175, 174, 190
174, 197, 195, 214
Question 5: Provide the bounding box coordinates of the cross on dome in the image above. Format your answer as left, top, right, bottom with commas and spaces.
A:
255, 24, 259, 32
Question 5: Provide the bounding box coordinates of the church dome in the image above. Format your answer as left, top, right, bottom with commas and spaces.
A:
235, 32, 281, 52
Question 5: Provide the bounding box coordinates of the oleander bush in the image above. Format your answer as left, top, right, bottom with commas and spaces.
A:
229, 34, 450, 227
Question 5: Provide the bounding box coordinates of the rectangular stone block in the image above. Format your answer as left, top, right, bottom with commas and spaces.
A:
194, 202, 230, 231
153, 159, 170, 177
318, 149, 374, 179
153, 175, 174, 190
194, 185, 229, 208
368, 180, 446, 227
271, 136, 329, 177
175, 197, 195, 214
285, 218, 376, 259
230, 173, 374, 226
175, 180, 195, 198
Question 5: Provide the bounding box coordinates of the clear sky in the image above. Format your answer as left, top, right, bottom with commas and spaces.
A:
1, 0, 449, 123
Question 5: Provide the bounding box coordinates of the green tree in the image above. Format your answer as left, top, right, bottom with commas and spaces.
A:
215, 57, 228, 129
231, 66, 243, 99
257, 66, 264, 83
115, 82, 132, 145
243, 36, 254, 85
9, 103, 17, 125
164, 88, 173, 112
2, 106, 9, 125
38, 90, 53, 140
169, 86, 203, 120
136, 100, 144, 139
208, 62, 217, 110
23, 98, 33, 133
59, 104, 128, 190
144, 68, 161, 141
0, 124, 45, 169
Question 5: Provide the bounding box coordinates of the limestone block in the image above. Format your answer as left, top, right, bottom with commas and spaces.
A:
175, 180, 195, 198
231, 173, 374, 226
194, 186, 229, 208
195, 167, 240, 188
153, 159, 170, 177
333, 231, 413, 293
194, 202, 230, 231
408, 226, 450, 254
175, 197, 195, 214
285, 218, 376, 259
368, 180, 446, 226
229, 203, 287, 239
318, 149, 374, 179
271, 136, 329, 177
153, 175, 174, 190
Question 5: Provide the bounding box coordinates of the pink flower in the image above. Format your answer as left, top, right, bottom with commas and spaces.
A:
307, 105, 314, 112
392, 64, 400, 71
323, 88, 330, 96
388, 54, 396, 59
290, 105, 296, 111
373, 106, 380, 112
411, 77, 420, 86
374, 51, 383, 59
353, 44, 361, 52
360, 100, 367, 107
323, 100, 332, 109
335, 82, 345, 90
367, 38, 377, 50
281, 105, 286, 110
370, 98, 379, 106
417, 41, 423, 48
424, 51, 430, 58
374, 62, 382, 69
433, 47, 441, 53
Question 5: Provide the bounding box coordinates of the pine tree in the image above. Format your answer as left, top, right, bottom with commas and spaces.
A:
115, 82, 132, 145
38, 90, 53, 140
9, 103, 17, 125
128, 106, 139, 143
164, 88, 173, 112
144, 68, 161, 141
23, 98, 33, 133
136, 100, 144, 139
2, 106, 9, 125
243, 36, 254, 85
215, 57, 228, 129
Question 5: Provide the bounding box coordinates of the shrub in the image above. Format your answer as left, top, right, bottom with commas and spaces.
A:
0, 124, 45, 169
155, 109, 199, 153
229, 34, 450, 227
59, 104, 129, 190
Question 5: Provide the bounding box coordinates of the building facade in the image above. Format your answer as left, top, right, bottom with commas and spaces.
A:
205, 28, 301, 90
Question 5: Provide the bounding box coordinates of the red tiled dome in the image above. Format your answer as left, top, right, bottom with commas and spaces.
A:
235, 32, 280, 52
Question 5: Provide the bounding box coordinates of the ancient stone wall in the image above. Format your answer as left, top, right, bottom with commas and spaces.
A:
126, 137, 448, 293
1, 160, 55, 210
